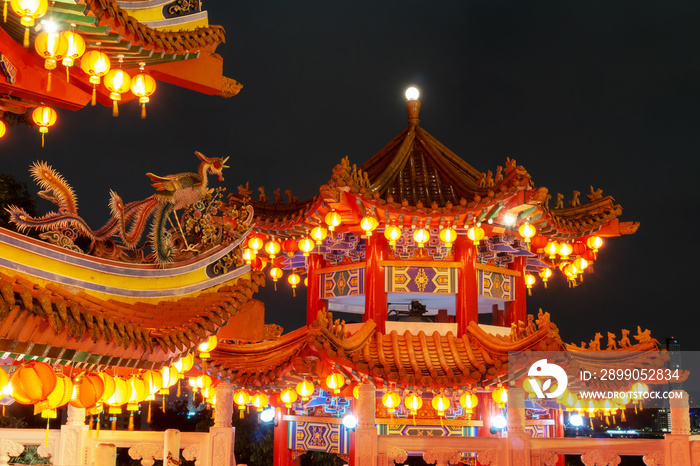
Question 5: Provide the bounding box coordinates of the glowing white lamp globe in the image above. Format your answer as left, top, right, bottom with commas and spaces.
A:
492, 414, 507, 429
569, 413, 584, 427
405, 87, 419, 101
260, 407, 275, 423
342, 413, 358, 429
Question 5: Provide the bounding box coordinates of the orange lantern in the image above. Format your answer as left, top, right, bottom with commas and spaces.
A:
431, 393, 451, 417
103, 68, 131, 117
288, 273, 301, 297
10, 361, 57, 405
518, 223, 536, 243
42, 373, 73, 418
325, 373, 345, 394
404, 392, 423, 415
130, 67, 156, 118
34, 31, 68, 92
31, 105, 56, 147
439, 227, 457, 248
558, 242, 573, 260
251, 392, 269, 412
538, 267, 552, 288
324, 211, 342, 231
105, 376, 132, 414
270, 267, 283, 290
234, 389, 250, 417
467, 225, 485, 246
70, 372, 105, 410
524, 273, 536, 295
382, 390, 401, 413
282, 238, 298, 258
264, 239, 281, 259
310, 226, 327, 245
544, 241, 559, 259
60, 30, 85, 82
0, 120, 6, 138
492, 385, 508, 408
412, 227, 430, 248
360, 215, 378, 236
297, 237, 314, 256
280, 388, 298, 408
384, 224, 402, 248
80, 50, 111, 106
586, 235, 603, 253
248, 236, 264, 252
9, 0, 48, 46
198, 335, 218, 359
295, 379, 314, 401
459, 392, 479, 418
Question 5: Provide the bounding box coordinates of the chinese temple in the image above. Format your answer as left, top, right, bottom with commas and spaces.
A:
0, 29, 696, 463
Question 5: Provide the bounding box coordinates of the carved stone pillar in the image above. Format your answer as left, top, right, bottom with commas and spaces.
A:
164, 429, 180, 466
210, 382, 235, 466
506, 387, 530, 466
353, 384, 377, 466
58, 404, 88, 466
664, 390, 691, 466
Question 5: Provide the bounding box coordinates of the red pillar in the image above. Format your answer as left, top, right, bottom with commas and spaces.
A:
274, 410, 293, 466
455, 235, 478, 336
506, 256, 527, 326
492, 304, 506, 327
364, 234, 388, 333
306, 253, 326, 325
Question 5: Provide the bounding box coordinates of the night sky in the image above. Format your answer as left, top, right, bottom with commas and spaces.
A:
2, 1, 699, 348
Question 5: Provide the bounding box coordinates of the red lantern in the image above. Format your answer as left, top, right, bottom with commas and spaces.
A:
572, 242, 586, 256
282, 238, 298, 258
531, 235, 549, 251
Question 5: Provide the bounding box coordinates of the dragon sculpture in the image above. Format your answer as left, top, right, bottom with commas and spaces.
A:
6, 151, 252, 266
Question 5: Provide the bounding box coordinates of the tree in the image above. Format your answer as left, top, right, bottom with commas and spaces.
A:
0, 174, 38, 232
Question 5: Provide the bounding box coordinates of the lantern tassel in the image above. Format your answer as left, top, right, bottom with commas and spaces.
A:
23, 28, 29, 48
544, 282, 548, 289
527, 289, 532, 296
66, 67, 70, 83
621, 410, 626, 422
92, 86, 97, 106
47, 71, 52, 93
239, 407, 244, 419
292, 288, 296, 297
41, 133, 45, 148
45, 418, 49, 446
3, 0, 6, 22
96, 413, 100, 439
162, 396, 166, 413
274, 281, 277, 291
128, 412, 134, 431
2, 405, 4, 416
111, 417, 116, 430
112, 100, 119, 117
147, 402, 152, 423
141, 103, 147, 119
177, 381, 181, 397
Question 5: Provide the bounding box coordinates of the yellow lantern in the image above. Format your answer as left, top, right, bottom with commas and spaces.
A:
106, 376, 132, 414
10, 0, 48, 46
141, 370, 163, 396
42, 373, 73, 418
173, 353, 194, 377
80, 50, 111, 106
130, 68, 156, 118
492, 385, 508, 408
404, 392, 423, 416
297, 237, 314, 256
288, 273, 301, 297
360, 215, 378, 236
234, 389, 250, 417
538, 267, 552, 288
60, 30, 85, 82
467, 225, 485, 246
524, 273, 536, 295
324, 211, 342, 232
34, 31, 68, 92
0, 120, 6, 138
126, 375, 147, 411
586, 235, 603, 253
198, 335, 218, 359
97, 372, 116, 406
31, 105, 56, 148
103, 68, 131, 117
439, 227, 457, 248
159, 366, 179, 395
310, 226, 327, 245
242, 248, 254, 264
412, 227, 430, 248
295, 379, 314, 401
563, 263, 579, 286
264, 239, 281, 259
325, 373, 345, 394
459, 392, 479, 418
573, 257, 589, 273
0, 367, 9, 395
352, 383, 360, 400
270, 267, 283, 290
201, 385, 216, 402
10, 361, 56, 405
431, 393, 451, 417
251, 392, 269, 412
196, 374, 213, 390
384, 224, 402, 248
280, 387, 298, 408
544, 241, 559, 259
518, 223, 536, 243
558, 242, 572, 260
382, 390, 401, 413
248, 236, 264, 252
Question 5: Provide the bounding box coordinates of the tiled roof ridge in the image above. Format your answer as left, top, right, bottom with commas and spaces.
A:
0, 269, 265, 365
85, 0, 225, 55
537, 195, 632, 237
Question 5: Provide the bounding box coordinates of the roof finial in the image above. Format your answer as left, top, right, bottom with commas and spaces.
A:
405, 86, 421, 126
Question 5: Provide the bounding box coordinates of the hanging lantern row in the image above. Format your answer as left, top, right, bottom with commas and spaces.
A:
372, 388, 482, 418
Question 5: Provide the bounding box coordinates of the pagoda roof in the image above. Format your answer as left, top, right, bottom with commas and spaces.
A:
205, 310, 660, 391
